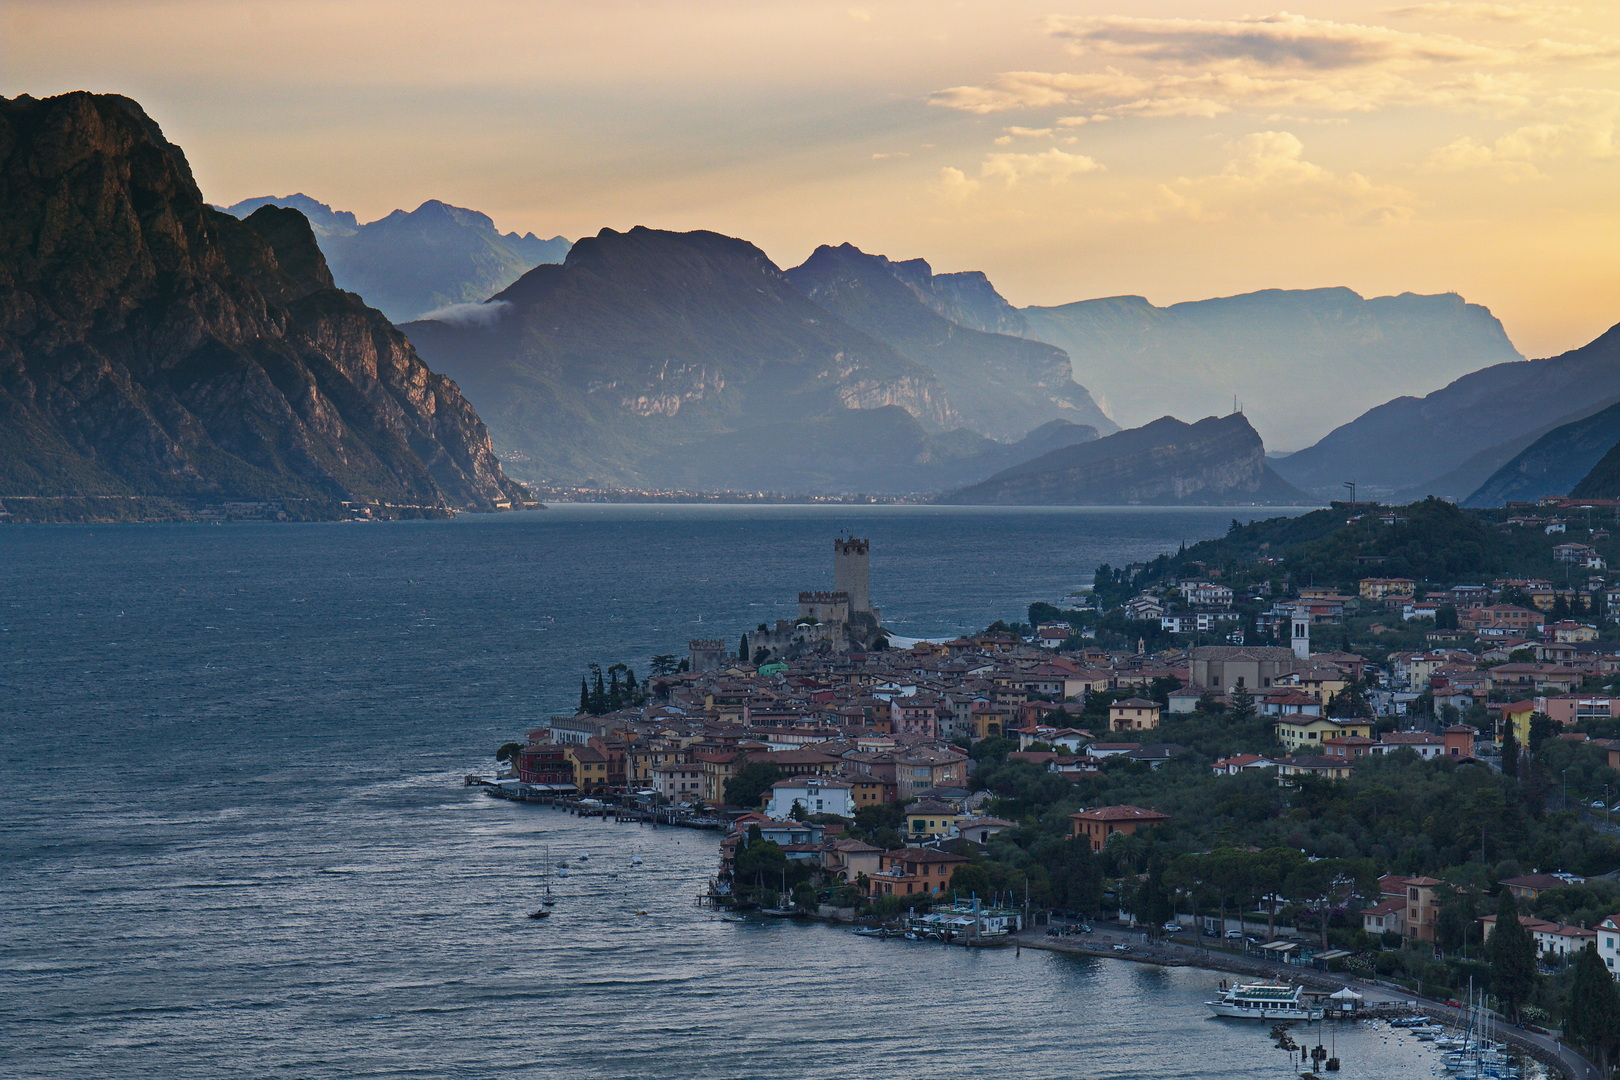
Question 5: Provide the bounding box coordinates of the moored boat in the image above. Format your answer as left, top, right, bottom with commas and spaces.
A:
1207, 983, 1324, 1020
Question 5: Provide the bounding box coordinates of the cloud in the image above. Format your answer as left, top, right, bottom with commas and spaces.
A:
1044, 12, 1501, 70
414, 299, 511, 326
980, 148, 1105, 186
1004, 126, 1054, 137
928, 11, 1614, 123
934, 148, 1104, 202
934, 166, 981, 204
1383, 2, 1581, 25
1422, 115, 1618, 176
1161, 131, 1418, 223
871, 151, 910, 159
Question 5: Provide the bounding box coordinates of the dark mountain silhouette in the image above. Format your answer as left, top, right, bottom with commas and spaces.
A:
1276, 322, 1620, 498
0, 92, 526, 521
1465, 399, 1620, 505
223, 194, 569, 322
937, 413, 1310, 506
784, 243, 1114, 440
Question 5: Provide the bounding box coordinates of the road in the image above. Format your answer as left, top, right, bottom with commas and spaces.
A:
1015, 925, 1602, 1080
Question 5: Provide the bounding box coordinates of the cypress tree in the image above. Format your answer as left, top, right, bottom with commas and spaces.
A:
579, 678, 590, 715
1487, 889, 1537, 1021
738, 634, 749, 661
1566, 942, 1620, 1074
1501, 730, 1520, 777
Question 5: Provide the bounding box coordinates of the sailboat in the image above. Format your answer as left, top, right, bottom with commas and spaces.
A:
541, 846, 557, 905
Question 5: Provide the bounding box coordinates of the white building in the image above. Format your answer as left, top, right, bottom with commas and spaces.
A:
1597, 914, 1620, 978
651, 763, 705, 804
765, 776, 856, 820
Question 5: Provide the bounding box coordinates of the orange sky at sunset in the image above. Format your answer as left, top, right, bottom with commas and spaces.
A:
5, 0, 1615, 360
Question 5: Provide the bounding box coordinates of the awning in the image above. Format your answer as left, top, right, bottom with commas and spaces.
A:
1260, 940, 1299, 953
1329, 987, 1364, 1000
1315, 950, 1354, 962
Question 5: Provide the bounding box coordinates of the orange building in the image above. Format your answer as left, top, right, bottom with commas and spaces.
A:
867, 847, 970, 897
1067, 805, 1169, 852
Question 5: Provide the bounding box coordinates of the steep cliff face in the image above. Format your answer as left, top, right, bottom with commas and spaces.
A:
224, 195, 571, 322
0, 92, 526, 518
784, 244, 1115, 440
937, 413, 1310, 506
404, 226, 963, 489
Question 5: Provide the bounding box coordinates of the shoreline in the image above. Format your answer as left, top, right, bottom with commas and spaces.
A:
1014, 930, 1590, 1080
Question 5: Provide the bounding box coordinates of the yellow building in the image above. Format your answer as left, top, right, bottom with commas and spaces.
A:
563, 744, 611, 794
1497, 700, 1536, 749
905, 798, 962, 840
1358, 578, 1416, 601
1275, 716, 1373, 752
1108, 698, 1162, 733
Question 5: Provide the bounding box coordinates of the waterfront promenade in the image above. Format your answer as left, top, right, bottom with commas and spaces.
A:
1015, 926, 1601, 1080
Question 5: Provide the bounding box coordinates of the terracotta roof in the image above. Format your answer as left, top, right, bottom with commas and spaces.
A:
1068, 804, 1168, 823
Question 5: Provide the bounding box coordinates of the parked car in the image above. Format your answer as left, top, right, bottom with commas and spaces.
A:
1591, 799, 1607, 809
1079, 923, 1093, 934
1112, 943, 1130, 951
1162, 922, 1184, 933
1226, 930, 1244, 939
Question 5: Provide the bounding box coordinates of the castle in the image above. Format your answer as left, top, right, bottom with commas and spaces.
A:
689, 536, 885, 671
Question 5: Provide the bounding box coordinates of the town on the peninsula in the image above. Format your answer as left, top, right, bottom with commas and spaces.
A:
482, 497, 1620, 1077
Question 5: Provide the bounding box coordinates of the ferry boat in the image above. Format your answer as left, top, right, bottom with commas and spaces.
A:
1207, 983, 1324, 1020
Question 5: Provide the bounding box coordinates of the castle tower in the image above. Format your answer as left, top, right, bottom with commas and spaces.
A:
688, 639, 727, 673
833, 537, 871, 615
1291, 613, 1311, 661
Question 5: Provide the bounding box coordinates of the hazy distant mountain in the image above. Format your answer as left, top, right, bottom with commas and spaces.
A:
403, 226, 981, 491
1464, 399, 1620, 506
1276, 322, 1620, 498
1019, 288, 1520, 450
784, 243, 1114, 440
1571, 434, 1620, 499
938, 414, 1310, 506
655, 410, 1099, 493
0, 93, 526, 520
223, 194, 569, 322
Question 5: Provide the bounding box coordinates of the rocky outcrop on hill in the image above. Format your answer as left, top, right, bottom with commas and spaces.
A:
784, 243, 1114, 441
404, 226, 975, 490
937, 413, 1310, 506
223, 194, 570, 323
1276, 321, 1620, 499
0, 92, 526, 519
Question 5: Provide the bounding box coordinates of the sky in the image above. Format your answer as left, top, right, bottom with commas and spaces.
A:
4, 0, 1616, 365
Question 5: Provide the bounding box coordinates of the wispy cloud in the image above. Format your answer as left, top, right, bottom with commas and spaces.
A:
414, 299, 511, 326
1044, 12, 1501, 69
1383, 2, 1581, 25
1159, 131, 1418, 224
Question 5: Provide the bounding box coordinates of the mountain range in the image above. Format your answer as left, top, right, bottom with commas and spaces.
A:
938, 413, 1309, 506
403, 227, 1117, 493
0, 92, 526, 520
222, 194, 570, 323
1273, 322, 1620, 502
1017, 288, 1522, 452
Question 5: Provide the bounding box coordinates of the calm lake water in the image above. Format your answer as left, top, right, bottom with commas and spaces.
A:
0, 503, 1477, 1079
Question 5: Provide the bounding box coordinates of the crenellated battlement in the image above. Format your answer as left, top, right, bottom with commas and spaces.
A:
688, 638, 725, 650
797, 591, 850, 603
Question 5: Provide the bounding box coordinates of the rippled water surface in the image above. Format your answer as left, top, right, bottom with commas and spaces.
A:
2, 503, 1477, 1079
